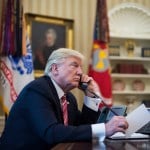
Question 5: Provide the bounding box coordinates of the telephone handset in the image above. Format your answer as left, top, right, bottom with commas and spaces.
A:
79, 81, 88, 91
78, 75, 89, 91
79, 80, 99, 98
78, 76, 99, 98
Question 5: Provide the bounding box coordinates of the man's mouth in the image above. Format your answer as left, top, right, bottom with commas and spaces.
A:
74, 78, 80, 82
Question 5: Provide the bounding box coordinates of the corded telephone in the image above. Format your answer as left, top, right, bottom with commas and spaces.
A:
97, 106, 127, 123
78, 76, 127, 119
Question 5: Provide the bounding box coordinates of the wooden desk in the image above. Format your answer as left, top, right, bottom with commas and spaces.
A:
52, 139, 150, 150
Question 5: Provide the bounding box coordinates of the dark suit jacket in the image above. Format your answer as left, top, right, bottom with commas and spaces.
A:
0, 76, 100, 150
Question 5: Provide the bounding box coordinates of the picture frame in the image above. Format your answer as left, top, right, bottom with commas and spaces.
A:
25, 13, 74, 78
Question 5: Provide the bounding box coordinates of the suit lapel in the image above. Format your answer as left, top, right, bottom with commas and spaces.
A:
66, 93, 76, 125
44, 76, 64, 123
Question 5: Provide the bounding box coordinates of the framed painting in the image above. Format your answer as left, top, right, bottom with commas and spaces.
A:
25, 13, 74, 78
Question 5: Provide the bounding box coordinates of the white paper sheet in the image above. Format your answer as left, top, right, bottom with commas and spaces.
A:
109, 104, 150, 139
110, 132, 149, 139
125, 104, 150, 137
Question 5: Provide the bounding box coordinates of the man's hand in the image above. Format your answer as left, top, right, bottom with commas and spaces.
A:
79, 74, 100, 97
105, 116, 129, 137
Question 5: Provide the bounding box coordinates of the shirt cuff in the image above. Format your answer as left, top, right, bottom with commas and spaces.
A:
84, 96, 102, 112
91, 123, 106, 142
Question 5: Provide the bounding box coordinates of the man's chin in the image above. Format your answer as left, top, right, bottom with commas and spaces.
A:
70, 82, 79, 89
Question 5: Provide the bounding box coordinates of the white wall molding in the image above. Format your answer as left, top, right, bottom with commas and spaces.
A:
108, 2, 150, 39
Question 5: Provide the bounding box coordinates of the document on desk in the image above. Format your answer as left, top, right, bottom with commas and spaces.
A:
110, 104, 150, 139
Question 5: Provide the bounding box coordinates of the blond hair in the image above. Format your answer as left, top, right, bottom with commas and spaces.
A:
44, 48, 84, 75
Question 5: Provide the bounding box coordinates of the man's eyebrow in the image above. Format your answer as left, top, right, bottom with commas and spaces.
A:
71, 61, 78, 64
70, 61, 78, 65
70, 61, 83, 67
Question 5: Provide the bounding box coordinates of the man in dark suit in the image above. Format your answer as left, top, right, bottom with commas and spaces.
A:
0, 48, 128, 149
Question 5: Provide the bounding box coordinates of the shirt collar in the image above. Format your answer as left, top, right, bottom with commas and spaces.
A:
51, 77, 65, 99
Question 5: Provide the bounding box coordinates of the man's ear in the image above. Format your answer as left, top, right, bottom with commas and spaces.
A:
51, 64, 59, 76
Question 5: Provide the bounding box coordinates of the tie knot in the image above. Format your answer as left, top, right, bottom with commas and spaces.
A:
61, 95, 67, 103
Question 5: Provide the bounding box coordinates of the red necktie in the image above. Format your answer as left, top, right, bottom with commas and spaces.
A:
61, 95, 68, 126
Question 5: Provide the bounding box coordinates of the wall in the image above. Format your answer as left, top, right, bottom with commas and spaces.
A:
23, 0, 97, 71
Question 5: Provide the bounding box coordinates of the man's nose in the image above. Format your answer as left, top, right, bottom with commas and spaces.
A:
77, 66, 83, 75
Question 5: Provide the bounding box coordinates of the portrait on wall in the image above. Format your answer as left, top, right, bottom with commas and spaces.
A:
26, 13, 74, 77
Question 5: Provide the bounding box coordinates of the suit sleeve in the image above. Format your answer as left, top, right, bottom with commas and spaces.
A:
67, 93, 100, 125
24, 89, 92, 146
